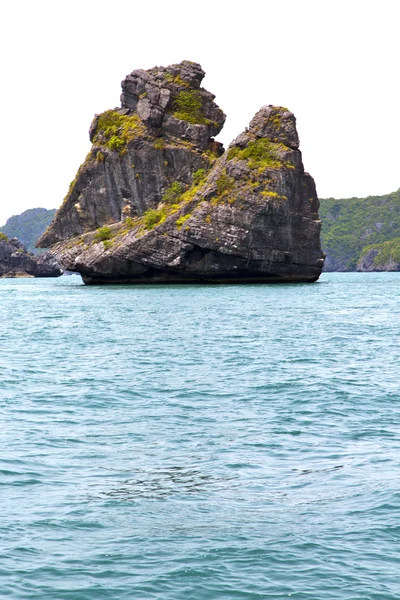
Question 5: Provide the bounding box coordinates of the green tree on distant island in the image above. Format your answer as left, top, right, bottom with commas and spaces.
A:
319, 189, 400, 271
0, 208, 57, 253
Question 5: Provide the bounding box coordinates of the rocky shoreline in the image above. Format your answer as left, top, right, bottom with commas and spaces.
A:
0, 235, 62, 278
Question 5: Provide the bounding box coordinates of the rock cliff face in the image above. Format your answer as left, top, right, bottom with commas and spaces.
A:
38, 61, 324, 284
0, 236, 62, 278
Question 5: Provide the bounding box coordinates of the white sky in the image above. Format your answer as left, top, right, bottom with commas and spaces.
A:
1, 0, 399, 225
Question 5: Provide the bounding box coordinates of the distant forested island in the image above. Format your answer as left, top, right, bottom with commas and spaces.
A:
1, 189, 400, 273
320, 189, 400, 271
0, 208, 56, 253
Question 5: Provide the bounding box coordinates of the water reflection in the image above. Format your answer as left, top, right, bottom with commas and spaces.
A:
101, 466, 236, 500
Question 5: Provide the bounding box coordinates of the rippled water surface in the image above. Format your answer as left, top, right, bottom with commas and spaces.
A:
1, 273, 400, 599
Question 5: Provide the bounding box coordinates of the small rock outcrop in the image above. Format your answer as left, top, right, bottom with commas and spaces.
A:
357, 238, 400, 271
0, 208, 57, 254
0, 236, 62, 278
38, 60, 324, 284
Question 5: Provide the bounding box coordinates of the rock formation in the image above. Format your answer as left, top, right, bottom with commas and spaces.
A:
0, 208, 57, 254
357, 238, 400, 271
38, 60, 324, 284
0, 236, 62, 278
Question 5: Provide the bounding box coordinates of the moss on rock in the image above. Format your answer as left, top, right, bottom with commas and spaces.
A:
173, 90, 215, 126
92, 110, 146, 154
227, 138, 284, 170
162, 182, 185, 204
142, 208, 167, 230
94, 226, 112, 242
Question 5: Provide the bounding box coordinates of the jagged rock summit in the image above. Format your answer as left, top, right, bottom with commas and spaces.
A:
0, 236, 62, 278
119, 61, 224, 145
38, 60, 324, 284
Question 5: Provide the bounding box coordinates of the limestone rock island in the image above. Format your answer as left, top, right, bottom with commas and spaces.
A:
38, 61, 324, 284
0, 235, 62, 278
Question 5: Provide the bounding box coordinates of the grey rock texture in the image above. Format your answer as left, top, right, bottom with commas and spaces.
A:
120, 60, 224, 143
0, 237, 62, 278
38, 61, 324, 284
323, 252, 352, 272
39, 61, 225, 247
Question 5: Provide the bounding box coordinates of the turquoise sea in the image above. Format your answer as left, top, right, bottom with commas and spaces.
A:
1, 272, 399, 599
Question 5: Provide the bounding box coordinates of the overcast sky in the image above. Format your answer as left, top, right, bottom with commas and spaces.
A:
0, 0, 399, 225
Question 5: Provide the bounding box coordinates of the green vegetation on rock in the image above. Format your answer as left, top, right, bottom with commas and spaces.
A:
192, 168, 206, 185
319, 189, 400, 270
0, 232, 8, 242
260, 190, 283, 199
140, 171, 209, 231
125, 217, 135, 229
172, 90, 215, 126
163, 73, 191, 88
93, 110, 145, 154
153, 138, 166, 150
94, 226, 112, 242
162, 182, 185, 204
176, 214, 191, 229
143, 208, 166, 229
0, 208, 57, 253
359, 237, 400, 267
227, 138, 283, 170
213, 171, 235, 204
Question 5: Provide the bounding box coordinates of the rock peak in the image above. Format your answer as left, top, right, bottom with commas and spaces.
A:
147, 60, 205, 89
248, 105, 299, 149
120, 60, 225, 138
39, 60, 226, 248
